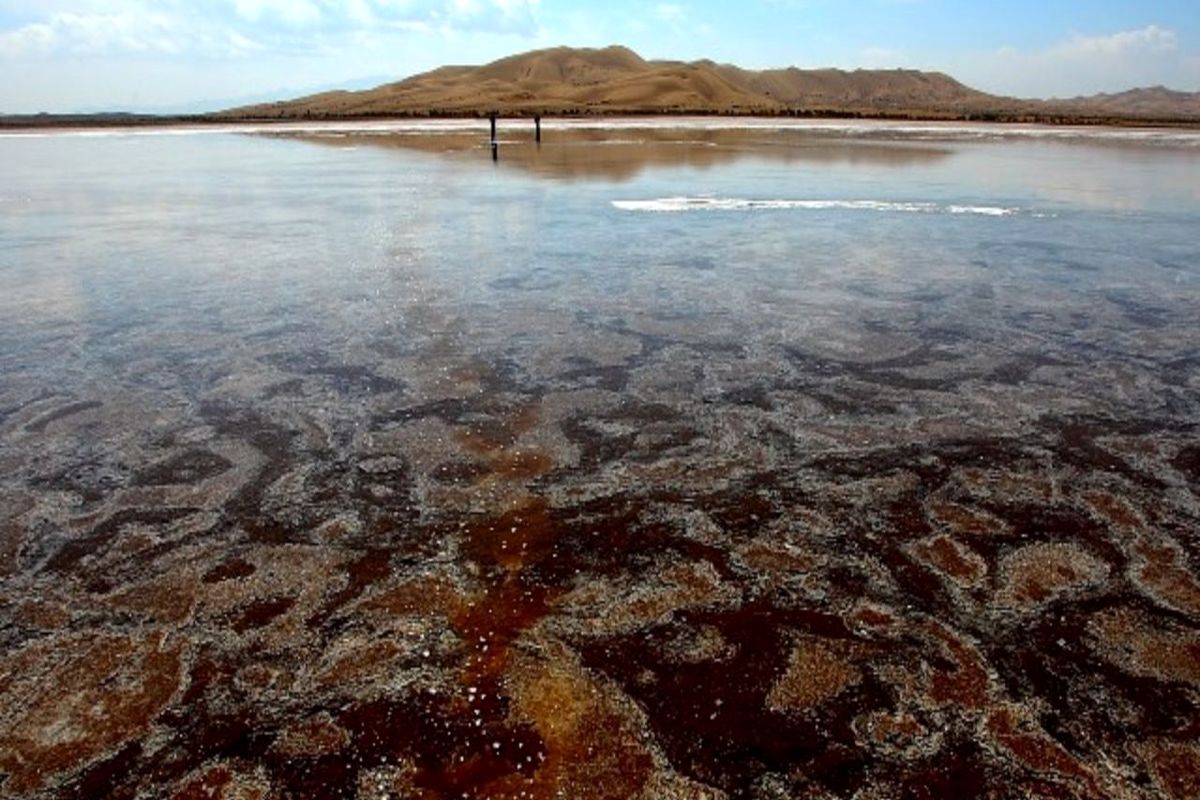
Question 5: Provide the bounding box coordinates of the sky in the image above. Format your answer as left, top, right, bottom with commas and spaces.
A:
1, 1, 1198, 113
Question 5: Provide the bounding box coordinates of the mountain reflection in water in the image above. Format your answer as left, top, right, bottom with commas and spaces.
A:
276, 126, 955, 181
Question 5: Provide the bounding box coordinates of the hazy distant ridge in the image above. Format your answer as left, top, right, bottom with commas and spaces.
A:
1058, 86, 1200, 119
221, 45, 1200, 122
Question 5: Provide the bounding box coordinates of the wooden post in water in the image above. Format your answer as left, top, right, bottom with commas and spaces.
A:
534, 115, 542, 143
489, 112, 498, 161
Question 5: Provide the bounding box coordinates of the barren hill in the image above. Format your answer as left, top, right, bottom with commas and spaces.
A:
1057, 86, 1200, 119
223, 45, 1004, 119
221, 45, 1200, 123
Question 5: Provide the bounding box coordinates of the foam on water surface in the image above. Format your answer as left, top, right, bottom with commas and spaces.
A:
612, 197, 1028, 216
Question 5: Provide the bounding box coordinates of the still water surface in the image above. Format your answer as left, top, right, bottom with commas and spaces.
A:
1, 120, 1199, 798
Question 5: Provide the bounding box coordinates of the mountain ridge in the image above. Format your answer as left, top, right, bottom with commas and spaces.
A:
218, 45, 1200, 124
222, 45, 998, 118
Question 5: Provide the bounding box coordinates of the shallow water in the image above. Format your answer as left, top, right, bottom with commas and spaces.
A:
1, 120, 1199, 799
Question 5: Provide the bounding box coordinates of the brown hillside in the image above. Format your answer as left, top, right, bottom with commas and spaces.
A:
220, 45, 1200, 123
1059, 87, 1200, 119
706, 63, 990, 109
223, 45, 1005, 119
473, 44, 648, 83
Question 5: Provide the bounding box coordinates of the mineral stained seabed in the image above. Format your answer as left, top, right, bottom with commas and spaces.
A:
1, 244, 1199, 800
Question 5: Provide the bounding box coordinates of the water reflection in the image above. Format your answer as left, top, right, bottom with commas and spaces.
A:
268, 122, 1200, 214
276, 127, 956, 181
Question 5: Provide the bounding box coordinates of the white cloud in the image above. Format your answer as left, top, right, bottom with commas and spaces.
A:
0, 11, 190, 57
1050, 24, 1176, 58
0, 22, 54, 56
319, 0, 541, 35
426, 0, 540, 35
0, 0, 541, 60
952, 25, 1197, 98
232, 0, 324, 26
655, 4, 686, 24
644, 3, 717, 43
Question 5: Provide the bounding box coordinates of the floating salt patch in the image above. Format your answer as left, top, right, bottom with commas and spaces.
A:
612, 197, 1024, 216
946, 204, 1018, 216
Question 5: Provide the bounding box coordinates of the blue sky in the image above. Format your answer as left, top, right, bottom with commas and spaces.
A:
1, 1, 1198, 113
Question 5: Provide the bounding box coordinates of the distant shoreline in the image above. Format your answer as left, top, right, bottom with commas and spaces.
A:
4, 110, 1200, 133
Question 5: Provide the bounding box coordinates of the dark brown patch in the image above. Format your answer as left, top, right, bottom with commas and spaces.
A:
231, 596, 296, 633
133, 448, 233, 486
1136, 739, 1200, 800
985, 706, 1100, 795
911, 534, 987, 586
202, 557, 257, 584
921, 622, 991, 711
